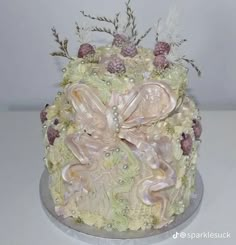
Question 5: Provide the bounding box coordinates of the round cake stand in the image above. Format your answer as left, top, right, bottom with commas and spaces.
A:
39, 169, 204, 245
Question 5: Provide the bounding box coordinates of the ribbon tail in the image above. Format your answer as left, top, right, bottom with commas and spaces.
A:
137, 160, 176, 206
65, 133, 105, 165
119, 130, 161, 169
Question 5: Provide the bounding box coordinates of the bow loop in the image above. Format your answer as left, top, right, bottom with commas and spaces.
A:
64, 81, 177, 209
120, 82, 177, 128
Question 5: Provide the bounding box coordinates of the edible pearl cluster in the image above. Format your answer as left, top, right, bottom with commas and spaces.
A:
112, 105, 120, 133
105, 147, 121, 158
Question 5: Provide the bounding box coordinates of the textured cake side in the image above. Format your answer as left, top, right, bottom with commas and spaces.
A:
41, 46, 202, 231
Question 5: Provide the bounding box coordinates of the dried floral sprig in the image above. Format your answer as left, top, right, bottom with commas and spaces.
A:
155, 18, 162, 43
50, 27, 73, 60
75, 22, 92, 43
80, 10, 120, 33
124, 0, 138, 40
114, 12, 120, 31
124, 0, 132, 31
182, 57, 201, 77
172, 39, 187, 47
131, 15, 138, 41
135, 27, 152, 45
75, 22, 82, 36
91, 26, 113, 35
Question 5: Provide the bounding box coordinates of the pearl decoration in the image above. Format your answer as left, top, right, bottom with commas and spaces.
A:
119, 179, 124, 184
57, 92, 62, 96
115, 148, 120, 152
107, 224, 112, 228
46, 145, 50, 150
43, 157, 47, 161
112, 105, 121, 134
130, 78, 134, 83
105, 152, 111, 157
112, 106, 118, 111
115, 128, 120, 133
123, 164, 128, 169
72, 210, 76, 215
115, 123, 120, 128
106, 81, 111, 86
43, 124, 47, 129
61, 68, 66, 73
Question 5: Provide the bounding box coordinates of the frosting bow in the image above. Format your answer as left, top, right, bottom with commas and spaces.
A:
64, 81, 177, 207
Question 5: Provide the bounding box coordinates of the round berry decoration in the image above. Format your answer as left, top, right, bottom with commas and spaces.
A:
47, 126, 60, 145
78, 43, 95, 58
181, 133, 193, 156
112, 34, 129, 47
154, 42, 171, 56
107, 57, 126, 74
40, 110, 47, 124
192, 119, 202, 139
40, 104, 49, 124
121, 43, 138, 58
153, 55, 170, 70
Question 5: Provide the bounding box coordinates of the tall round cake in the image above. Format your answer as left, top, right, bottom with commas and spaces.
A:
41, 1, 202, 232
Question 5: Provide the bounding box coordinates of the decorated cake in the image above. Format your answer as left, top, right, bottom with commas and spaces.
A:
41, 1, 202, 232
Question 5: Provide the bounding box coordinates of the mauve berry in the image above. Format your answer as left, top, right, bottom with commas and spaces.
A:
78, 43, 95, 58
181, 133, 193, 156
54, 119, 59, 125
153, 42, 171, 56
107, 57, 126, 74
153, 55, 169, 70
193, 119, 202, 139
47, 126, 60, 145
40, 110, 47, 124
121, 43, 138, 58
112, 34, 129, 47
40, 104, 49, 124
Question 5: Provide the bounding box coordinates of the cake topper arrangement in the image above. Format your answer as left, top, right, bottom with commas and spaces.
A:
50, 0, 201, 76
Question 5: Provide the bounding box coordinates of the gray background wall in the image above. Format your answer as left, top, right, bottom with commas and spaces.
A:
0, 0, 235, 111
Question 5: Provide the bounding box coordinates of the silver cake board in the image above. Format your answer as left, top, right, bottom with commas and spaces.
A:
39, 169, 204, 245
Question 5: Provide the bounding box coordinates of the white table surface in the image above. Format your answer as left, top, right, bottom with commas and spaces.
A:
0, 111, 235, 245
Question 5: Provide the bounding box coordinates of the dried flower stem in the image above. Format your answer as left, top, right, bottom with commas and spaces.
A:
173, 39, 187, 47
75, 22, 80, 34
80, 10, 119, 33
131, 15, 138, 41
155, 18, 162, 43
114, 12, 120, 31
135, 27, 152, 45
50, 27, 73, 60
123, 0, 138, 40
182, 57, 201, 77
124, 0, 132, 31
91, 26, 113, 35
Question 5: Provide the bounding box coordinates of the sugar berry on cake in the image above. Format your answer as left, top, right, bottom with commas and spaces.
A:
41, 0, 202, 232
